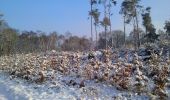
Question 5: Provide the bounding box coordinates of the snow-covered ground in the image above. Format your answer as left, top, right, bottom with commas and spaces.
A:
0, 50, 169, 100
0, 71, 150, 100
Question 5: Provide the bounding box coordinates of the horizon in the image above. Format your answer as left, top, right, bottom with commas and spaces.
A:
0, 0, 170, 37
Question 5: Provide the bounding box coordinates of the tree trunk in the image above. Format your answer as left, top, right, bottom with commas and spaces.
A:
105, 26, 107, 50
90, 0, 93, 50
109, 15, 112, 48
108, 0, 113, 48
145, 27, 148, 44
135, 9, 140, 49
95, 24, 98, 50
104, 1, 107, 50
123, 15, 126, 48
133, 17, 137, 51
116, 34, 118, 48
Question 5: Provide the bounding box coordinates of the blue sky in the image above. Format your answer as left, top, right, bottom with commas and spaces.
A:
0, 0, 170, 37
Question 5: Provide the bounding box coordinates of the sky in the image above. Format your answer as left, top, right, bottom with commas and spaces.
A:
0, 0, 170, 37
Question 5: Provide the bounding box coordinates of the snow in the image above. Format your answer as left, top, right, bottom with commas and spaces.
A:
0, 71, 150, 100
0, 50, 169, 100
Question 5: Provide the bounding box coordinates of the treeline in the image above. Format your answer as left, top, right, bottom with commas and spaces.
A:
89, 0, 170, 50
0, 27, 170, 56
0, 28, 92, 55
0, 25, 127, 55
1, 25, 169, 56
